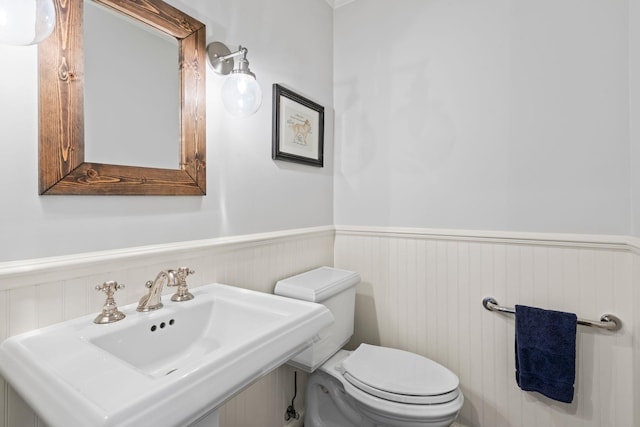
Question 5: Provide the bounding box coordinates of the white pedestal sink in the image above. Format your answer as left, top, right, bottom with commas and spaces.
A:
189, 410, 219, 427
0, 283, 333, 427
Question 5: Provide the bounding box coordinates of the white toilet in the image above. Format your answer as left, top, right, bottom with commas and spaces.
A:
274, 267, 464, 427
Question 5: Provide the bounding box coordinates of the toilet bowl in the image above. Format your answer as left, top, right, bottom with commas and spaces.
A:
274, 267, 463, 427
307, 348, 463, 427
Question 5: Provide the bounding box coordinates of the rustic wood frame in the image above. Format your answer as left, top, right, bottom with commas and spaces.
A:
38, 0, 206, 195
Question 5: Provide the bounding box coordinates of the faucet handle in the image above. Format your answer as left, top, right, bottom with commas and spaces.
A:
95, 280, 125, 296
177, 267, 195, 280
170, 267, 195, 302
94, 281, 126, 324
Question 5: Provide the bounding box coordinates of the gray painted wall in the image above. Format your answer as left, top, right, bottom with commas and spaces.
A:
0, 0, 334, 261
2, 0, 637, 262
334, 0, 632, 235
631, 0, 640, 237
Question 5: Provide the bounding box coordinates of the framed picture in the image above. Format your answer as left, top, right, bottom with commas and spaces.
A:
272, 84, 324, 167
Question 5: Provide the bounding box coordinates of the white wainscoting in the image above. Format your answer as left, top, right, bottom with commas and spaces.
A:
0, 226, 334, 427
335, 226, 636, 427
2, 225, 637, 427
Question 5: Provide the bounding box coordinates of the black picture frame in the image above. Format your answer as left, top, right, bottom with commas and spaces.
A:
272, 84, 324, 167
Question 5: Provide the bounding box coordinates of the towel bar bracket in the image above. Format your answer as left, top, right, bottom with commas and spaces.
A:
482, 297, 621, 332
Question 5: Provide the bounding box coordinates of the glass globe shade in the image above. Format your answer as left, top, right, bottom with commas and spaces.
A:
221, 73, 262, 117
0, 0, 56, 45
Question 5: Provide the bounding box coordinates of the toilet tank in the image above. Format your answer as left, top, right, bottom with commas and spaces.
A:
274, 267, 360, 372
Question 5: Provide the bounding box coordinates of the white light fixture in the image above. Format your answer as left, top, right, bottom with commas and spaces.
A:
207, 41, 262, 117
0, 0, 56, 46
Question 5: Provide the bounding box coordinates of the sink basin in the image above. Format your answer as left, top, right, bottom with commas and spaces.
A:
0, 283, 333, 427
90, 293, 289, 378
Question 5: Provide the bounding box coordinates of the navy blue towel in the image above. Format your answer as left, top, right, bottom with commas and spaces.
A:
515, 304, 577, 403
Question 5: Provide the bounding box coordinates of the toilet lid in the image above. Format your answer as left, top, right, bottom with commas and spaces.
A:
341, 344, 460, 405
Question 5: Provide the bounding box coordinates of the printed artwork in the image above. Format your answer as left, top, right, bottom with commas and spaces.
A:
284, 106, 315, 153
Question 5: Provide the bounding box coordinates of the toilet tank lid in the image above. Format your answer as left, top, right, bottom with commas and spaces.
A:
274, 267, 360, 302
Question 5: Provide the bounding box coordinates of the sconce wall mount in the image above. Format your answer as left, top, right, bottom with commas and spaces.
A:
207, 41, 236, 75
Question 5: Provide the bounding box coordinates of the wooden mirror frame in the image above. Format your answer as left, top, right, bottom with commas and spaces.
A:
39, 0, 206, 195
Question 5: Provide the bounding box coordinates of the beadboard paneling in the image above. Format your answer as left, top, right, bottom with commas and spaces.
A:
2, 225, 637, 427
335, 227, 635, 427
0, 226, 334, 427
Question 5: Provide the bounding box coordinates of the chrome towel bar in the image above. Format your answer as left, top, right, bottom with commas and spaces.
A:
482, 297, 622, 332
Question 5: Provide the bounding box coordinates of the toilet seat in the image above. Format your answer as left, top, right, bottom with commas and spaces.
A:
341, 344, 460, 405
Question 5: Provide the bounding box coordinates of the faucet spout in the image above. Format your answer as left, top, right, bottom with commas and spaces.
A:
137, 270, 177, 312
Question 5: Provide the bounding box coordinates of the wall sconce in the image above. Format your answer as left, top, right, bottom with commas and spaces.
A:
0, 0, 56, 45
207, 41, 262, 117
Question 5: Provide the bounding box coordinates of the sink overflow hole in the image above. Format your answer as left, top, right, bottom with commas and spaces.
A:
165, 368, 177, 376
149, 319, 176, 332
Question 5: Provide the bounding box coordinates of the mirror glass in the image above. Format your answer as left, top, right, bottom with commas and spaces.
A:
83, 1, 179, 169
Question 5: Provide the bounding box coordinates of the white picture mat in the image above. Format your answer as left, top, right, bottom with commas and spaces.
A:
278, 96, 320, 159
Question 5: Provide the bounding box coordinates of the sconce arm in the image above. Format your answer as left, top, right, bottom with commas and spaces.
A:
217, 46, 248, 62
207, 42, 250, 76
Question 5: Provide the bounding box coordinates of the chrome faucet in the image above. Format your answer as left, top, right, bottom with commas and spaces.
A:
136, 267, 196, 312
137, 270, 178, 312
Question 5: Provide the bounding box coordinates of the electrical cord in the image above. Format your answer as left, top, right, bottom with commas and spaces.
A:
284, 371, 300, 421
